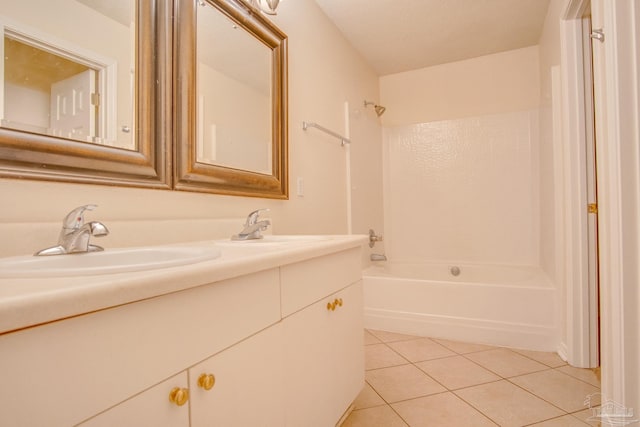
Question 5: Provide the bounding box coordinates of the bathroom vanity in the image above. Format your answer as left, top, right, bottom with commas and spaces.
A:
0, 235, 366, 426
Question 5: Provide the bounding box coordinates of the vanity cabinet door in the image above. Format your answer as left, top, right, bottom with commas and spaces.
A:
282, 281, 364, 427
189, 323, 284, 426
78, 372, 189, 427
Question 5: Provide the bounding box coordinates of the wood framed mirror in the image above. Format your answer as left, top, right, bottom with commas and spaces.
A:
174, 0, 288, 199
0, 0, 170, 188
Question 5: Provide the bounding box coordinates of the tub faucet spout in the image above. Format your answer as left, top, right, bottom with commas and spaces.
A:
370, 253, 387, 262
232, 209, 271, 241
35, 205, 109, 256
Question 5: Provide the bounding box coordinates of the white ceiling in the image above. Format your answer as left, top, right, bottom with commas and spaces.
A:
75, 0, 132, 27
313, 0, 550, 76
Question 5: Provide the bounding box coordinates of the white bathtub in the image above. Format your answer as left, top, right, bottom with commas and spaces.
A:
363, 262, 557, 351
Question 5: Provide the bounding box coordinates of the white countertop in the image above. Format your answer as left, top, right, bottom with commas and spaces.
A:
0, 235, 367, 335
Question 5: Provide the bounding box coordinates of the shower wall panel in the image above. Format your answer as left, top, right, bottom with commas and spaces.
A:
383, 110, 540, 265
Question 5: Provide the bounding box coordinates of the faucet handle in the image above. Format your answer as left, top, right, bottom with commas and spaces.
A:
62, 204, 98, 230
246, 208, 270, 225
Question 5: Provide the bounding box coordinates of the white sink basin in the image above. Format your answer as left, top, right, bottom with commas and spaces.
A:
0, 245, 222, 278
218, 235, 335, 246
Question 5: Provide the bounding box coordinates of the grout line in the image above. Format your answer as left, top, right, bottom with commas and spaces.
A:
552, 365, 602, 388
359, 330, 601, 427
504, 374, 572, 415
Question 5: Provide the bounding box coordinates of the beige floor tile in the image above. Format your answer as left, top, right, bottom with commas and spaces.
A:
433, 338, 497, 354
353, 383, 386, 409
513, 349, 567, 368
342, 405, 409, 427
388, 338, 456, 362
510, 370, 601, 412
366, 364, 446, 403
392, 392, 498, 427
369, 329, 422, 343
416, 355, 500, 390
572, 407, 602, 426
556, 366, 601, 388
365, 343, 408, 370
528, 414, 590, 426
465, 348, 549, 377
454, 380, 565, 427
364, 329, 382, 345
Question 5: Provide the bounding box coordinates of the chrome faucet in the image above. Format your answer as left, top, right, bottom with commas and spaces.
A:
231, 209, 271, 241
35, 204, 109, 256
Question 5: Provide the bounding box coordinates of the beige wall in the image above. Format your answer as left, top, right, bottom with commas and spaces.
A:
0, 0, 383, 257
271, 0, 383, 241
379, 46, 540, 126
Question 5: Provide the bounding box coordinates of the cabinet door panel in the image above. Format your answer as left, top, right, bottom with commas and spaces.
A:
0, 269, 280, 426
283, 282, 364, 427
78, 372, 189, 427
280, 247, 361, 316
328, 281, 365, 410
190, 324, 284, 426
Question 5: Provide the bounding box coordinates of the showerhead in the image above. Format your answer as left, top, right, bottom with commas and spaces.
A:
364, 100, 386, 117
374, 105, 386, 116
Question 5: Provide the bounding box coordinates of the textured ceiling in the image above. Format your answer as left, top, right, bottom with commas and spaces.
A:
75, 0, 132, 27
313, 0, 550, 76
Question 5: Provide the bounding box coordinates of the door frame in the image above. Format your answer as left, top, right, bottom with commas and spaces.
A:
562, 0, 640, 408
559, 0, 599, 368
589, 0, 640, 408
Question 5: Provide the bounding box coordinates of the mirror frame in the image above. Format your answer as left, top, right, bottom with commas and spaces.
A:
0, 0, 170, 189
174, 0, 288, 199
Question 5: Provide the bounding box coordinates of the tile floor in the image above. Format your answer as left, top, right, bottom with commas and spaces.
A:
343, 330, 602, 427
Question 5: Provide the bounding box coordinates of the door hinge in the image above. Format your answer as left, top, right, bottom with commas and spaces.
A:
590, 29, 605, 43
91, 93, 100, 107
588, 203, 598, 214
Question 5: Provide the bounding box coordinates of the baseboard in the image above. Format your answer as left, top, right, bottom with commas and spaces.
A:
556, 341, 569, 362
364, 308, 558, 352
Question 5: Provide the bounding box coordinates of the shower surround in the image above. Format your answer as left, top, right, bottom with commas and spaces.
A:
364, 110, 556, 350
384, 110, 539, 265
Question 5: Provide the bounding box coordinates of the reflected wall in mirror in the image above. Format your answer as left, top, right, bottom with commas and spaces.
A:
175, 0, 288, 198
0, 0, 169, 188
197, 1, 272, 174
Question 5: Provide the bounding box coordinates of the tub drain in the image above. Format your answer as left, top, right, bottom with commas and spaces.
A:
450, 266, 461, 276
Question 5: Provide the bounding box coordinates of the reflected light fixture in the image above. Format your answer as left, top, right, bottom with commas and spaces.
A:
248, 0, 281, 15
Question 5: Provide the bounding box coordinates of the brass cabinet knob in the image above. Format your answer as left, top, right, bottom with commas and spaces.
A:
327, 298, 344, 311
169, 387, 189, 406
198, 373, 216, 391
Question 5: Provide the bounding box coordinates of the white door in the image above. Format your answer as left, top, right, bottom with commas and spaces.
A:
50, 69, 96, 141
582, 15, 600, 367
189, 324, 284, 426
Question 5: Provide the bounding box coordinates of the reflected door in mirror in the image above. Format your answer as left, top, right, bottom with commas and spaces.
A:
0, 0, 136, 150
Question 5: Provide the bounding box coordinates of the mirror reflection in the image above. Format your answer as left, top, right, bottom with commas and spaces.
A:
196, 0, 272, 174
0, 0, 136, 150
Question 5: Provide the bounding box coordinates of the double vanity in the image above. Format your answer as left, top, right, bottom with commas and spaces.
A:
0, 233, 367, 426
